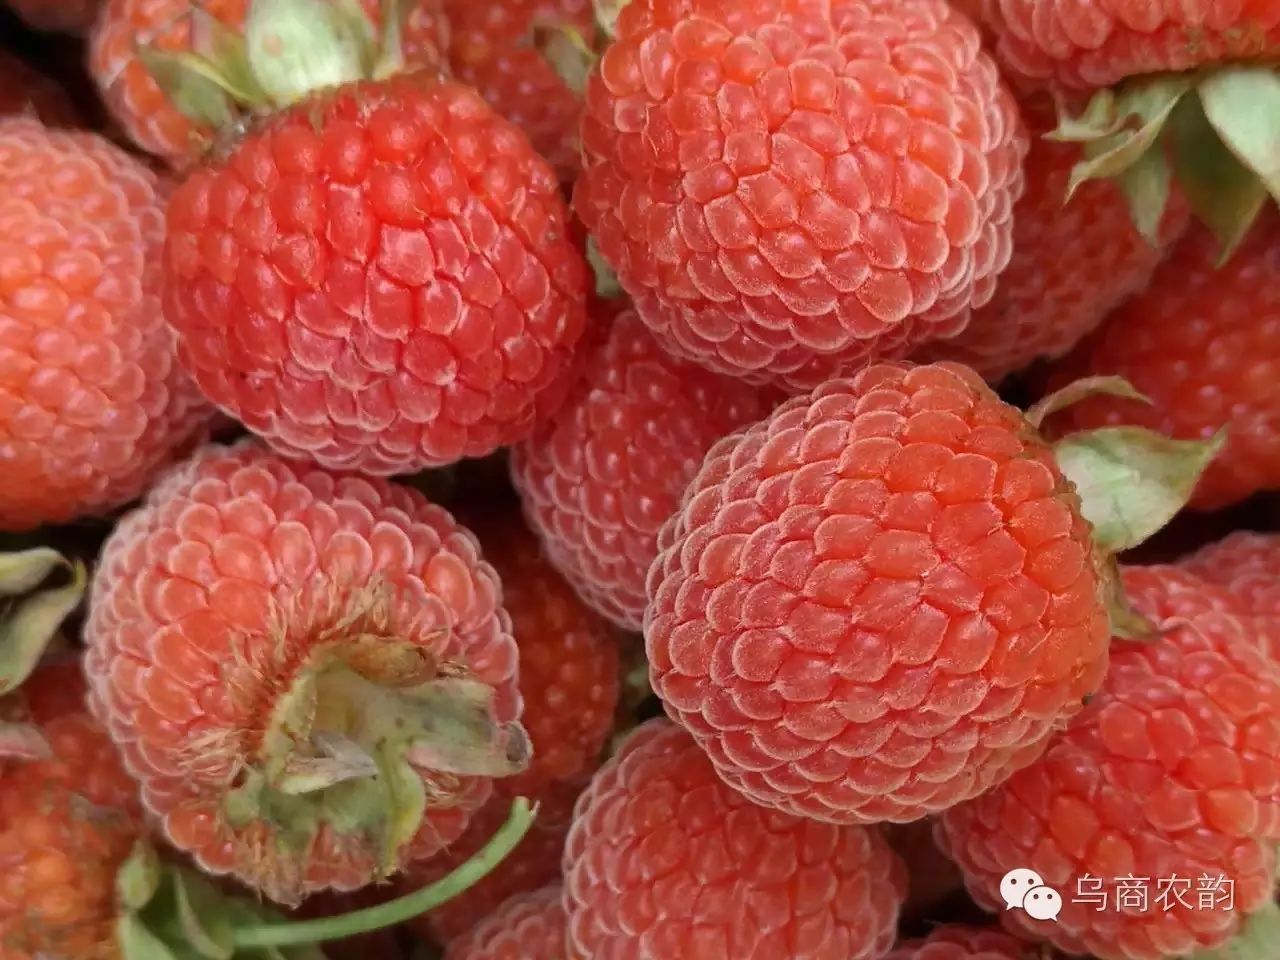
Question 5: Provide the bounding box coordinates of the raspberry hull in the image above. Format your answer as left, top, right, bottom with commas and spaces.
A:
575, 0, 1026, 391
647, 362, 1110, 824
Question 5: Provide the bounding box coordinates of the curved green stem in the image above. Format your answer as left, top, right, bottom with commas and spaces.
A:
232, 796, 537, 949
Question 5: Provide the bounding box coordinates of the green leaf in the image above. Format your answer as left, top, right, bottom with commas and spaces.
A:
116, 841, 163, 912
1117, 146, 1173, 245
1025, 376, 1150, 431
0, 556, 86, 696
1199, 66, 1280, 203
1054, 427, 1227, 553
245, 0, 372, 107
117, 914, 182, 960
135, 47, 236, 128
172, 871, 235, 959
1170, 94, 1269, 263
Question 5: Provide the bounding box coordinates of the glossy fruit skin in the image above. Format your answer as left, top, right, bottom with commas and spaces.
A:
445, 885, 568, 960
575, 0, 1027, 393
89, 0, 449, 161
647, 361, 1110, 824
938, 566, 1280, 960
511, 309, 776, 629
0, 52, 78, 124
404, 777, 581, 944
6, 0, 99, 32
564, 720, 907, 960
0, 662, 143, 960
1046, 216, 1280, 511
967, 0, 1280, 91
82, 441, 521, 903
0, 118, 211, 530
1182, 532, 1280, 661
914, 96, 1183, 382
163, 75, 590, 475
444, 0, 592, 181
884, 925, 1030, 960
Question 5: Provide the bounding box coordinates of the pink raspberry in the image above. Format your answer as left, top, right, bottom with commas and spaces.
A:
1181, 532, 1280, 661
884, 926, 1031, 960
445, 885, 568, 960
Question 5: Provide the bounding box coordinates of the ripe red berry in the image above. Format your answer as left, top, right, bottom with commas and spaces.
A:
511, 308, 775, 629
0, 118, 211, 530
884, 926, 1030, 960
83, 442, 526, 904
445, 885, 568, 960
1181, 532, 1280, 661
0, 661, 143, 960
915, 96, 1184, 382
647, 362, 1110, 824
89, 0, 449, 160
564, 720, 906, 959
575, 0, 1027, 392
938, 565, 1280, 960
1045, 216, 1280, 510
163, 74, 590, 474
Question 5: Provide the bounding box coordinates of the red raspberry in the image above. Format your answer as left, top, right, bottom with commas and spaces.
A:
647, 362, 1110, 824
0, 118, 211, 530
89, 0, 449, 161
884, 926, 1031, 960
465, 512, 619, 794
445, 885, 568, 960
511, 308, 775, 629
6, 0, 99, 33
401, 776, 580, 944
83, 442, 525, 904
971, 0, 1280, 91
0, 51, 78, 125
1182, 532, 1280, 661
0, 661, 143, 960
444, 0, 593, 181
163, 74, 590, 475
1045, 215, 1280, 510
937, 565, 1280, 960
575, 0, 1027, 392
914, 96, 1184, 382
564, 720, 907, 959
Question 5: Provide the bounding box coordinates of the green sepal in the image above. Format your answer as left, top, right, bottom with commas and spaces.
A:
172, 870, 235, 959
1117, 146, 1173, 245
1053, 426, 1227, 554
117, 913, 182, 960
592, 0, 630, 38
244, 0, 371, 107
1192, 901, 1280, 960
189, 10, 267, 104
1100, 555, 1155, 641
134, 47, 237, 129
0, 548, 86, 695
1199, 67, 1280, 205
587, 237, 623, 299
117, 841, 164, 912
534, 22, 597, 96
1025, 376, 1149, 431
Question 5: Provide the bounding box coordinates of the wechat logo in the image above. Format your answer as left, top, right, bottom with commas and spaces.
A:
1001, 868, 1063, 922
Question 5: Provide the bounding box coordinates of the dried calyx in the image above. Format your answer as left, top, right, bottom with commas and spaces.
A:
1029, 376, 1226, 639
136, 0, 417, 129
115, 798, 536, 959
1052, 67, 1280, 262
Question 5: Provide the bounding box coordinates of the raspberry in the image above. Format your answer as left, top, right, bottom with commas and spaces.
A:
1046, 216, 1280, 510
564, 720, 907, 959
884, 926, 1031, 960
575, 0, 1027, 392
511, 308, 775, 629
445, 885, 567, 960
83, 441, 525, 904
444, 0, 593, 181
0, 118, 211, 530
914, 96, 1184, 383
1182, 532, 1280, 661
972, 0, 1280, 91
647, 362, 1110, 824
6, 0, 99, 33
403, 778, 580, 944
0, 51, 77, 125
0, 662, 143, 960
163, 74, 590, 474
89, 0, 449, 160
937, 565, 1280, 960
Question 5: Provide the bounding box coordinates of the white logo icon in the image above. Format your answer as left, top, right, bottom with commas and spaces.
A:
1000, 868, 1062, 922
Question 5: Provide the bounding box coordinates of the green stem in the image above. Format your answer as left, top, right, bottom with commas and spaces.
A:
232, 796, 536, 949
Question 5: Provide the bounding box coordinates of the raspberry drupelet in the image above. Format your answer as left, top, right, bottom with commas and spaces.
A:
83, 441, 527, 905
938, 565, 1280, 960
575, 0, 1027, 392
445, 885, 569, 960
647, 361, 1111, 824
1181, 532, 1280, 661
511, 308, 776, 630
564, 720, 907, 959
0, 118, 211, 530
884, 926, 1032, 960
